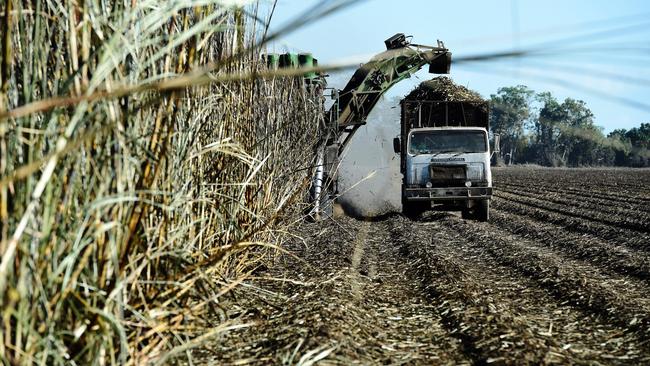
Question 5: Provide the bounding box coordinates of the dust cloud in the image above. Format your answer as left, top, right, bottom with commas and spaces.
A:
337, 96, 403, 217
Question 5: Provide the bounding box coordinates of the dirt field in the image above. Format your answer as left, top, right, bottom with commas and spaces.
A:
198, 167, 650, 365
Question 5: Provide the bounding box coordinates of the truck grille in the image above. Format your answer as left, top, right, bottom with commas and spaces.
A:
429, 164, 466, 187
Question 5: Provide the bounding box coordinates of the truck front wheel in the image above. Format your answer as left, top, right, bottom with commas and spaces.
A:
476, 199, 490, 222
461, 208, 472, 220
462, 200, 490, 222
403, 201, 429, 218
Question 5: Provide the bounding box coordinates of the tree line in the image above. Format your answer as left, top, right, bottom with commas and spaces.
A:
489, 85, 650, 167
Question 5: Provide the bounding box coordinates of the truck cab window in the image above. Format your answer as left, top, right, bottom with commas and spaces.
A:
409, 130, 487, 155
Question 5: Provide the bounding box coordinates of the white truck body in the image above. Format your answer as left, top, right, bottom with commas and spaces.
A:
404, 126, 492, 201
395, 118, 493, 221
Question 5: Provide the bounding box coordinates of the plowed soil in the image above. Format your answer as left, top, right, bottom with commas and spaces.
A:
195, 167, 650, 365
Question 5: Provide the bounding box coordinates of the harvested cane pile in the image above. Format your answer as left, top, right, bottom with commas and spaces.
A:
0, 2, 323, 365
404, 76, 484, 102
402, 77, 488, 129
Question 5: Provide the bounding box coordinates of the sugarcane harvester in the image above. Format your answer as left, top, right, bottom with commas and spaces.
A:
311, 33, 452, 217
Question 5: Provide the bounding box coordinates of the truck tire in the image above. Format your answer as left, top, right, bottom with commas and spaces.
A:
476, 199, 490, 222
461, 208, 472, 220
403, 201, 429, 218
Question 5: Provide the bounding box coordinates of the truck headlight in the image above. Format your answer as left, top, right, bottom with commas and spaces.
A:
425, 181, 433, 188
465, 181, 472, 187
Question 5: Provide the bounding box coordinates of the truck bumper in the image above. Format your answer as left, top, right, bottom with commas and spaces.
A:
404, 187, 492, 201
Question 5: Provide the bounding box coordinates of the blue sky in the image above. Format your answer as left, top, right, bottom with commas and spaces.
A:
268, 0, 650, 133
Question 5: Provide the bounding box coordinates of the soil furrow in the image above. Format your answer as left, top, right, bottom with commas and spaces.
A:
201, 216, 469, 365
490, 209, 650, 282
496, 184, 650, 219
434, 214, 650, 345
200, 167, 650, 364
390, 216, 563, 364
495, 191, 650, 233
498, 181, 650, 209
494, 168, 650, 188
390, 214, 649, 364
492, 196, 650, 252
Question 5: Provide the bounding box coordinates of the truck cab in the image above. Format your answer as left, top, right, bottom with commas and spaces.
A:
394, 99, 493, 221
400, 126, 492, 220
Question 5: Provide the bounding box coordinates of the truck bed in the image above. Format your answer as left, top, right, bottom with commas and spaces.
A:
400, 100, 489, 132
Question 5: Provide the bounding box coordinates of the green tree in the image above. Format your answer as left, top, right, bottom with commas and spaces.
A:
607, 123, 650, 167
558, 98, 596, 166
625, 123, 650, 149
607, 128, 628, 139
607, 129, 632, 165
489, 85, 534, 164
533, 92, 564, 166
531, 93, 597, 166
564, 125, 609, 166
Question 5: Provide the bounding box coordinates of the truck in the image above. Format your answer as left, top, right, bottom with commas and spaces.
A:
392, 94, 494, 221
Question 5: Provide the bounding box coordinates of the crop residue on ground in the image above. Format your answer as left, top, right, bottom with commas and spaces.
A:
196, 166, 650, 364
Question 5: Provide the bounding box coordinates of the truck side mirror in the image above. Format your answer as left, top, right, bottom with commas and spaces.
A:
393, 137, 401, 153
492, 134, 501, 153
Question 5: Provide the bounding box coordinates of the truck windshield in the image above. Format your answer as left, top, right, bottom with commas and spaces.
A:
409, 130, 487, 155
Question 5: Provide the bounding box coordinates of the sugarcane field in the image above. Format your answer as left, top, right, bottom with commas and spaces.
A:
1, 1, 649, 365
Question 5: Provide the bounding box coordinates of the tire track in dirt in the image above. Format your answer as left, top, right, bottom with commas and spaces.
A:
349, 221, 369, 301
198, 216, 473, 365
389, 215, 560, 364
344, 217, 470, 364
